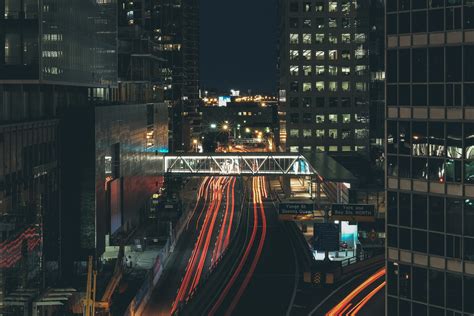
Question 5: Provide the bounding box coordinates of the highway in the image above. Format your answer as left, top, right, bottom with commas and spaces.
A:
142, 176, 241, 316
310, 266, 386, 316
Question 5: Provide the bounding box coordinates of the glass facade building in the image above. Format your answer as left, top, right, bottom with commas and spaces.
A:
279, 0, 381, 155
386, 0, 474, 315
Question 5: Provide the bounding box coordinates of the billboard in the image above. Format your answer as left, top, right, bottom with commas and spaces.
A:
218, 96, 231, 107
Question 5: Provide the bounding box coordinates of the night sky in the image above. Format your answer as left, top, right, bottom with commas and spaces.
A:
200, 0, 278, 94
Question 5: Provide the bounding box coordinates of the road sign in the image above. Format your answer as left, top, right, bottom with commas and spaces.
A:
313, 223, 340, 252
278, 202, 315, 221
331, 204, 375, 222
279, 202, 313, 215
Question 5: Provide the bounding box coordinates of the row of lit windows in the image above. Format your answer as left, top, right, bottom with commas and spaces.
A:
289, 17, 362, 29
288, 128, 368, 139
42, 51, 63, 58
289, 65, 367, 76
42, 34, 63, 42
289, 33, 366, 44
288, 145, 366, 153
289, 48, 367, 61
289, 1, 359, 14
287, 96, 370, 109
287, 113, 368, 124
387, 121, 474, 160
289, 80, 367, 92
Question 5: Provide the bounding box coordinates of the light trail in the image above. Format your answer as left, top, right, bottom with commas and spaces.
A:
171, 176, 236, 314
325, 268, 386, 316
225, 176, 267, 316
347, 281, 386, 315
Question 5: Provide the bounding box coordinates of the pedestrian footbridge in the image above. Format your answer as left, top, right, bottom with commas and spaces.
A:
161, 152, 356, 183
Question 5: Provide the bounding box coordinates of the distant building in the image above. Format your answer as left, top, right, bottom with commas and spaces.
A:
278, 0, 384, 158
385, 1, 474, 315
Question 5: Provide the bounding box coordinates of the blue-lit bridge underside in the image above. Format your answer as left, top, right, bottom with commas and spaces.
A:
163, 153, 316, 176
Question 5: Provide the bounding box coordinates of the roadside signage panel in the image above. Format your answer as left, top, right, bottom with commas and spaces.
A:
331, 204, 375, 222
279, 203, 314, 215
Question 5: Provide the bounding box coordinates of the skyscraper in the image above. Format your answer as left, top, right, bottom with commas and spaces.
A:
152, 0, 200, 152
279, 0, 381, 156
386, 0, 474, 314
0, 0, 117, 308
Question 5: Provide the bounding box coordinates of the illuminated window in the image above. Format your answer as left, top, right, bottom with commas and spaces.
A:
329, 1, 338, 12
355, 129, 369, 139
329, 50, 338, 60
355, 33, 366, 43
303, 34, 312, 44
355, 113, 369, 123
304, 2, 312, 12
329, 18, 337, 28
316, 81, 325, 91
342, 1, 351, 13
316, 65, 325, 75
315, 34, 325, 43
329, 82, 338, 92
355, 82, 367, 92
316, 146, 325, 152
290, 34, 299, 44
329, 114, 338, 123
355, 46, 366, 59
290, 146, 299, 152
303, 146, 312, 152
303, 65, 312, 76
315, 2, 324, 12
328, 66, 337, 76
329, 35, 338, 44
316, 115, 325, 123
303, 82, 312, 92
356, 146, 366, 152
303, 19, 312, 28
342, 82, 350, 91
315, 129, 325, 138
290, 129, 299, 138
355, 65, 367, 75
342, 50, 351, 60
303, 129, 312, 138
290, 50, 299, 60
329, 129, 338, 139
316, 51, 325, 60
342, 146, 352, 152
329, 146, 338, 152
342, 129, 351, 139
303, 50, 311, 60
342, 67, 351, 75
342, 114, 351, 123
342, 33, 351, 43
290, 65, 299, 76
342, 18, 351, 28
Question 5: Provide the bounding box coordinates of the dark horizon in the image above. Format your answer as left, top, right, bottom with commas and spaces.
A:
200, 0, 278, 95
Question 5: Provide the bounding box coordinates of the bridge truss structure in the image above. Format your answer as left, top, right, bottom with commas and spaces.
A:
163, 153, 316, 176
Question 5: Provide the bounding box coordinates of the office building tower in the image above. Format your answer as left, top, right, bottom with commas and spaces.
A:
386, 0, 474, 314
279, 0, 383, 156
151, 0, 200, 152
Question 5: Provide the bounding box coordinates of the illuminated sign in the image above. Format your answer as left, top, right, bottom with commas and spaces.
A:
331, 204, 375, 222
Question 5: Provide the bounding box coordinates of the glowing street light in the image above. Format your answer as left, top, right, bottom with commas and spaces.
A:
222, 124, 229, 131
